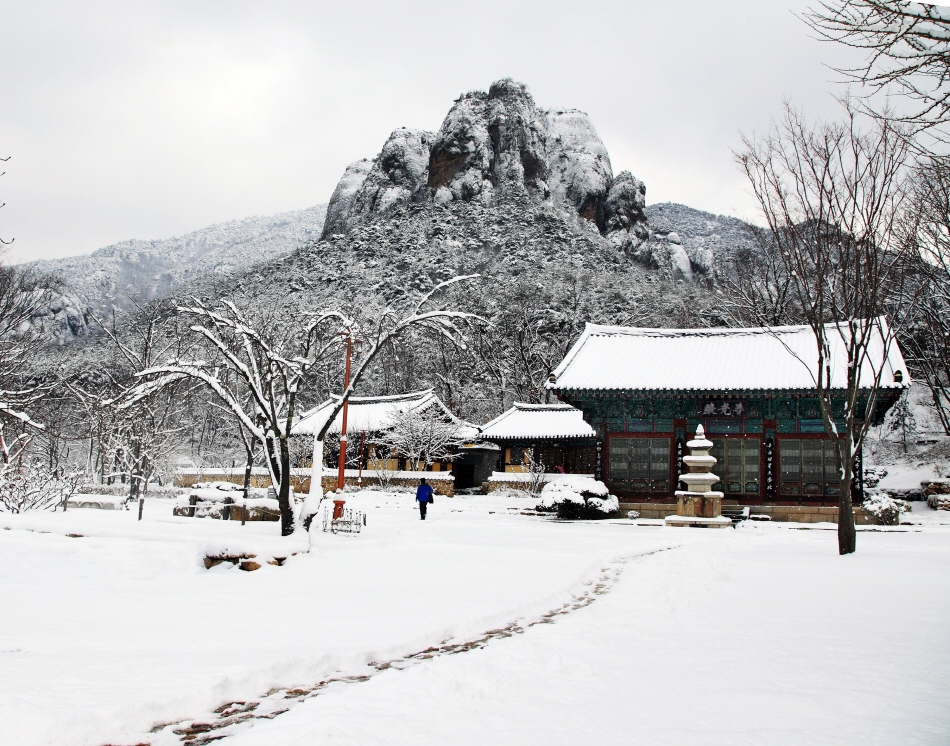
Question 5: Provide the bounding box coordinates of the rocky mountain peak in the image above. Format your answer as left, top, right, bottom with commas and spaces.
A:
321, 79, 649, 248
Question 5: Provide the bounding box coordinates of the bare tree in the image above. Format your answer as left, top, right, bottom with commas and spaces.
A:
717, 240, 805, 327
521, 449, 548, 497
373, 405, 464, 471
127, 301, 344, 535
467, 275, 590, 411
0, 260, 59, 462
75, 301, 195, 499
134, 277, 479, 536
307, 278, 480, 504
900, 156, 950, 433
805, 1, 950, 132
735, 102, 917, 555
0, 460, 81, 513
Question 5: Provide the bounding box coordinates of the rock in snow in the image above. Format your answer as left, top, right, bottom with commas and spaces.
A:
321, 159, 374, 237
322, 78, 650, 246
604, 170, 649, 252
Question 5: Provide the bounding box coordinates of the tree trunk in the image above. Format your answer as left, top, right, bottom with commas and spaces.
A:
242, 444, 253, 498
277, 437, 295, 536
310, 435, 324, 497
837, 440, 857, 555
128, 441, 142, 501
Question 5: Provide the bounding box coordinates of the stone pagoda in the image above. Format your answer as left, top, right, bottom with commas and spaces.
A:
665, 424, 732, 528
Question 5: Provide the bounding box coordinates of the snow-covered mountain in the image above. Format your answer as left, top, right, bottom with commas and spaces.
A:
142, 79, 754, 420
640, 202, 756, 282
25, 204, 327, 337
37, 78, 758, 420
315, 79, 749, 286
321, 79, 650, 253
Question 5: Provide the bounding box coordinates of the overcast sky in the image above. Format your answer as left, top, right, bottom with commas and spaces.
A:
0, 0, 866, 263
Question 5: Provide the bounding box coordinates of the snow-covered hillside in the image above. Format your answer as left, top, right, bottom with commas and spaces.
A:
25, 204, 327, 337
31, 79, 762, 425
641, 202, 757, 281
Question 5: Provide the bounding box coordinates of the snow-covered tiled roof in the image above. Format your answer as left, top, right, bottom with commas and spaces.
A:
479, 403, 596, 441
293, 390, 476, 438
548, 319, 910, 392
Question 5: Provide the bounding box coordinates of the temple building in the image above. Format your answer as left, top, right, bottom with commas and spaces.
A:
478, 402, 599, 474
293, 390, 496, 491
546, 320, 909, 513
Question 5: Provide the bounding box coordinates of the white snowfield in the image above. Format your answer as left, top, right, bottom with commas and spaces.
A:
1, 494, 948, 746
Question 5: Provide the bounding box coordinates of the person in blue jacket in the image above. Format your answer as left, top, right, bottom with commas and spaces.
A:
416, 477, 434, 520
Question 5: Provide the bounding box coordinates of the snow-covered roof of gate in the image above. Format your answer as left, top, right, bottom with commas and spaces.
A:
293, 389, 476, 439
548, 318, 910, 392
479, 403, 596, 441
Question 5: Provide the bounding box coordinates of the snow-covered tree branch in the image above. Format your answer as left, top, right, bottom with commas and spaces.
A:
372, 405, 465, 471
131, 276, 482, 536
805, 1, 950, 132
0, 258, 60, 464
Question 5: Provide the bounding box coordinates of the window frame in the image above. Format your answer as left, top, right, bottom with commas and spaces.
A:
707, 435, 762, 496
606, 434, 674, 495
777, 435, 842, 498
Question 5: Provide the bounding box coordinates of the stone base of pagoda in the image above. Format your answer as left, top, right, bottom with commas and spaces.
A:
673, 490, 724, 519
664, 514, 733, 529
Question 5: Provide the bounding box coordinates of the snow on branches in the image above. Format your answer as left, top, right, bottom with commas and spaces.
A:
0, 461, 80, 513
129, 275, 481, 535
372, 405, 465, 472
805, 1, 950, 131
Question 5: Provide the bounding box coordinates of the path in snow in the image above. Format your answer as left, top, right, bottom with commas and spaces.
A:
144, 547, 675, 746
1, 491, 676, 746
219, 523, 950, 746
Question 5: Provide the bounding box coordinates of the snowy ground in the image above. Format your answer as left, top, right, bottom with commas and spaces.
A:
1, 491, 949, 746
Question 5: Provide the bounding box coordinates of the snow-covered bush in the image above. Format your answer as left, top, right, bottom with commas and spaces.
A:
862, 492, 911, 526
536, 476, 620, 519
0, 462, 81, 513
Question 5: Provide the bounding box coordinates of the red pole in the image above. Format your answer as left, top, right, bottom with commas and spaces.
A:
336, 334, 352, 493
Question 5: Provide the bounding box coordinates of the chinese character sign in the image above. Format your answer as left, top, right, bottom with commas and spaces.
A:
701, 399, 746, 418
676, 437, 685, 490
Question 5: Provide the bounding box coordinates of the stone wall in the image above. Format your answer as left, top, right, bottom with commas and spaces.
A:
320, 474, 455, 496
175, 469, 455, 496
174, 469, 311, 493
620, 502, 885, 525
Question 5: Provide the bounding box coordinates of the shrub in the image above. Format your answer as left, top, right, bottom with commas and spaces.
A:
536, 476, 620, 520
862, 491, 911, 526
0, 463, 81, 513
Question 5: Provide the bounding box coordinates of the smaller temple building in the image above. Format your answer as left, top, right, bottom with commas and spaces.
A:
478, 402, 599, 474
293, 390, 496, 490
546, 319, 910, 515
